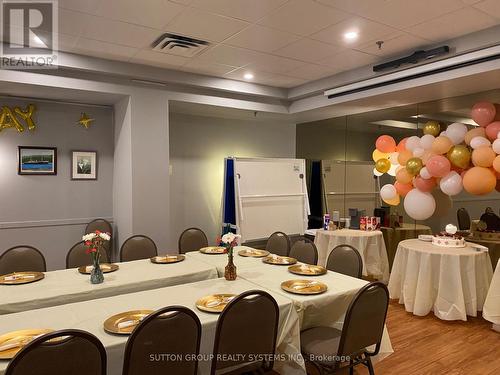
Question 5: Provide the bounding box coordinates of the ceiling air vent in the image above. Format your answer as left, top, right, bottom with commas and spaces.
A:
151, 33, 210, 58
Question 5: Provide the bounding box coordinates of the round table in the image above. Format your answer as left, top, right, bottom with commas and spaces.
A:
483, 258, 500, 332
314, 229, 389, 282
388, 239, 493, 321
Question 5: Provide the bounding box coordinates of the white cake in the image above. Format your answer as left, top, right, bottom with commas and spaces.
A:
432, 224, 465, 247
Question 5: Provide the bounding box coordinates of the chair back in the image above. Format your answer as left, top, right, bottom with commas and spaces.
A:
265, 231, 291, 257
120, 235, 157, 262
326, 245, 363, 278
457, 208, 471, 230
211, 290, 279, 374
123, 306, 201, 375
337, 282, 389, 358
66, 241, 110, 269
85, 219, 113, 259
5, 329, 106, 375
178, 228, 208, 254
0, 246, 46, 275
289, 238, 318, 265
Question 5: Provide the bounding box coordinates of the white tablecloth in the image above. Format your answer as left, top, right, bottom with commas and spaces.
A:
483, 259, 500, 331
238, 264, 393, 361
388, 239, 493, 321
0, 257, 218, 315
314, 229, 390, 282
0, 278, 304, 375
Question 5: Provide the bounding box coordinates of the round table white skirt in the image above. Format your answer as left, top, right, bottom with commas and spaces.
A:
314, 229, 389, 282
388, 239, 493, 321
483, 259, 500, 331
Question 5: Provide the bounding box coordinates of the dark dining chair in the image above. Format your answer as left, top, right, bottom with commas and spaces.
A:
457, 208, 471, 231
120, 235, 158, 262
0, 246, 46, 275
326, 245, 363, 278
265, 231, 291, 257
300, 282, 389, 375
85, 219, 113, 260
66, 241, 110, 269
178, 228, 208, 254
123, 306, 201, 375
5, 329, 106, 375
211, 290, 280, 375
289, 238, 318, 265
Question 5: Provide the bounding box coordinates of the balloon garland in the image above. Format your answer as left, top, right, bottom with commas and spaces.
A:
374, 101, 500, 221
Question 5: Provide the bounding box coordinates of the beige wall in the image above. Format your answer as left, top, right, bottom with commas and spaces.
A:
169, 113, 296, 249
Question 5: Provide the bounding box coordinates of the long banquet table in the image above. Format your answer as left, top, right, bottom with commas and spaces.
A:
0, 257, 218, 315
0, 278, 305, 375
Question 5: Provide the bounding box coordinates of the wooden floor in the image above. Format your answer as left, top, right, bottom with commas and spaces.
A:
306, 301, 500, 375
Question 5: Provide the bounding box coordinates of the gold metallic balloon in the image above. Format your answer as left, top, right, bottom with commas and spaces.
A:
447, 145, 471, 169
375, 158, 391, 174
0, 106, 25, 132
405, 157, 423, 176
423, 121, 441, 136
383, 195, 400, 206
14, 104, 36, 131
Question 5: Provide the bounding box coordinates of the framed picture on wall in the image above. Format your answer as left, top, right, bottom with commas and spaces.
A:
18, 146, 57, 175
71, 151, 97, 180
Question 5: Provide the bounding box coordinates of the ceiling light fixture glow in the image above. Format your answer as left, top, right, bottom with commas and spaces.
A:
243, 72, 254, 80
343, 31, 358, 41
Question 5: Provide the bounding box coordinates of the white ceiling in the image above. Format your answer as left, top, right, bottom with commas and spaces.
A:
7, 0, 500, 88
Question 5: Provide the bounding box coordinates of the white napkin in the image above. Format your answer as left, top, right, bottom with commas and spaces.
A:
117, 317, 144, 329
271, 254, 279, 260
300, 264, 310, 272
85, 266, 93, 273
294, 281, 319, 290
4, 274, 35, 281
0, 334, 42, 352
206, 296, 234, 308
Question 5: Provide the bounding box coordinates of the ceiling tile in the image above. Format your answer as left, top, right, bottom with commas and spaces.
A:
95, 0, 185, 29
70, 38, 139, 61
224, 24, 300, 53
358, 33, 430, 57
258, 0, 350, 36
164, 7, 249, 42
474, 0, 500, 19
81, 16, 161, 48
285, 63, 341, 80
58, 8, 90, 36
130, 49, 189, 68
225, 68, 306, 88
58, 0, 101, 14
407, 7, 498, 41
319, 0, 466, 29
182, 59, 239, 76
311, 17, 399, 47
243, 53, 305, 74
190, 0, 288, 22
274, 38, 343, 63
318, 49, 379, 71
196, 44, 262, 66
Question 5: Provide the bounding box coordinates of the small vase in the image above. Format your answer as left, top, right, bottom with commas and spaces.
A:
224, 251, 237, 281
90, 259, 104, 284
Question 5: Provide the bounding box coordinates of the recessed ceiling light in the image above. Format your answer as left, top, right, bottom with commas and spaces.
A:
343, 31, 358, 41
243, 72, 254, 80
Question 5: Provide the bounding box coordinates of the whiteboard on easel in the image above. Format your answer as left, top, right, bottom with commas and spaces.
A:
230, 157, 309, 242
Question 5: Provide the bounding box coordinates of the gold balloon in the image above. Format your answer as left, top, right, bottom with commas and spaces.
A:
0, 106, 24, 132
372, 149, 389, 162
405, 157, 423, 176
423, 120, 441, 136
447, 145, 471, 169
383, 195, 400, 206
375, 158, 391, 174
14, 104, 36, 131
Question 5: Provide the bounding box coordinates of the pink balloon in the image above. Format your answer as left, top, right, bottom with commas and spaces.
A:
414, 176, 436, 192
395, 181, 413, 197
486, 121, 500, 140
376, 135, 396, 153
471, 101, 496, 127
426, 155, 451, 177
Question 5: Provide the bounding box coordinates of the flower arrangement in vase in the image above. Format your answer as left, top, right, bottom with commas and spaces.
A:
82, 230, 111, 284
219, 232, 241, 281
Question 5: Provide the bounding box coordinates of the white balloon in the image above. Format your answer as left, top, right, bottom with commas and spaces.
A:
446, 123, 468, 145
493, 138, 500, 154
373, 167, 383, 177
388, 164, 398, 177
470, 136, 491, 149
420, 167, 431, 180
388, 152, 400, 165
420, 134, 435, 150
439, 171, 463, 196
440, 131, 447, 137
406, 136, 421, 152
413, 147, 425, 157
403, 189, 436, 220
380, 184, 397, 200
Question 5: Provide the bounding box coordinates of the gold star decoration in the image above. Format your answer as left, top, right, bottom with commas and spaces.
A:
77, 112, 94, 129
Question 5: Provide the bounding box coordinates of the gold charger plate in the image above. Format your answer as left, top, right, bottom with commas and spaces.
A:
78, 263, 119, 274
288, 264, 327, 276
262, 255, 297, 265
281, 280, 328, 295
150, 254, 185, 264
238, 249, 270, 258
0, 272, 44, 285
103, 310, 154, 335
199, 246, 226, 254
195, 294, 236, 313
0, 329, 53, 359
